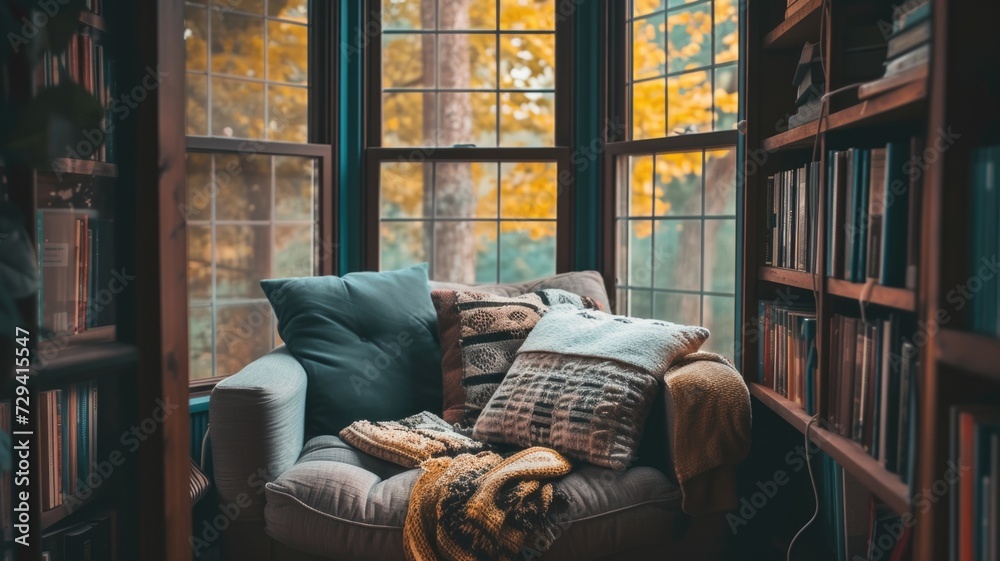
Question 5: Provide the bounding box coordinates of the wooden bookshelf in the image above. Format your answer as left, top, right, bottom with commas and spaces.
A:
40, 486, 110, 531
78, 10, 108, 32
763, 0, 822, 49
825, 279, 916, 312
750, 383, 912, 515
761, 80, 928, 152
936, 329, 1000, 382
46, 158, 119, 178
757, 266, 817, 290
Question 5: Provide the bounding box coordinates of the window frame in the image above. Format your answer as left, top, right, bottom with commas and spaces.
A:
601, 0, 743, 350
184, 1, 338, 392
363, 0, 576, 275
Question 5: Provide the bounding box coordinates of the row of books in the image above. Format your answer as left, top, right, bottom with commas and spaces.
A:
33, 32, 116, 163
828, 313, 919, 485
971, 144, 1000, 337
950, 406, 999, 561
820, 454, 911, 561
756, 301, 817, 413
764, 161, 821, 271
859, 0, 931, 100
826, 139, 922, 288
1, 402, 11, 536
38, 210, 115, 338
84, 0, 103, 14
42, 514, 113, 561
39, 383, 100, 511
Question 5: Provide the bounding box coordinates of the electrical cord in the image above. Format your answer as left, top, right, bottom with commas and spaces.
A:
787, 415, 821, 561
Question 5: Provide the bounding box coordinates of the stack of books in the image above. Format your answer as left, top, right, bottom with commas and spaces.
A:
950, 406, 999, 561
828, 313, 918, 485
788, 42, 825, 128
820, 454, 912, 561
756, 301, 817, 413
764, 161, 821, 271
826, 138, 922, 288
38, 210, 115, 338
41, 513, 113, 560
33, 32, 116, 162
971, 144, 1000, 337
39, 383, 100, 511
859, 0, 931, 99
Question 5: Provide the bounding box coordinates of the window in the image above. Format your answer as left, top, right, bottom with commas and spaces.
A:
370, 0, 569, 283
628, 0, 739, 139
609, 0, 741, 358
183, 0, 333, 383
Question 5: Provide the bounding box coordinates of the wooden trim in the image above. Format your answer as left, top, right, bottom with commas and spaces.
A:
605, 130, 739, 156
762, 0, 822, 49
757, 266, 817, 290
825, 279, 916, 312
750, 383, 912, 516
185, 137, 332, 157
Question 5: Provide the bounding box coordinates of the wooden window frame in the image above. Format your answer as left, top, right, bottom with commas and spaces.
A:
363, 0, 576, 274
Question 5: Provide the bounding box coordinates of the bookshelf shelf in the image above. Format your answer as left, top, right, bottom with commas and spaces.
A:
762, 0, 822, 49
760, 80, 928, 152
35, 341, 138, 390
936, 329, 1000, 382
825, 279, 917, 312
40, 485, 109, 531
78, 11, 108, 32
749, 383, 912, 515
757, 266, 817, 290
44, 158, 118, 178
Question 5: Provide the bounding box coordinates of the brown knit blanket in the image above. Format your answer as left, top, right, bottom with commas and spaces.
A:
664, 352, 752, 515
404, 447, 572, 561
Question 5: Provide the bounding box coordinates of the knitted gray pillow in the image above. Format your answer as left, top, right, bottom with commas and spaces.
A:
472, 308, 709, 471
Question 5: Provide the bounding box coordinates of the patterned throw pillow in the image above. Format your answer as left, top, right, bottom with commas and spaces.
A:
472, 307, 710, 471
431, 289, 600, 427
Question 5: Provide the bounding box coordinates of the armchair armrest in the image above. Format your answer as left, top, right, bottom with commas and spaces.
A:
661, 352, 751, 516
210, 345, 307, 522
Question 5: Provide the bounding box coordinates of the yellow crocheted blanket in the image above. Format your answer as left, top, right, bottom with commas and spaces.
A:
404, 447, 572, 561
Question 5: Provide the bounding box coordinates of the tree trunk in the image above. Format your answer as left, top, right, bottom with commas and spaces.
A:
422, 0, 476, 283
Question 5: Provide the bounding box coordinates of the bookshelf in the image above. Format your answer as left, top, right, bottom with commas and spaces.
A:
2, 1, 188, 560
737, 0, 1000, 559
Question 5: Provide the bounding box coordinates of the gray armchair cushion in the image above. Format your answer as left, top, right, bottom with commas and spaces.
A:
263, 437, 681, 561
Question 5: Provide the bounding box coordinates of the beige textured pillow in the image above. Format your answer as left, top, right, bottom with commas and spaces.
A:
472, 308, 709, 471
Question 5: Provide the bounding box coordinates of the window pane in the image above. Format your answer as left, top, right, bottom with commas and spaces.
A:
381, 0, 555, 147
499, 92, 554, 146
500, 162, 556, 218
268, 84, 308, 142
215, 303, 273, 377
215, 225, 271, 298
499, 222, 556, 283
186, 5, 309, 140
269, 0, 308, 22
381, 161, 428, 218
435, 162, 498, 218
381, 221, 427, 270
267, 21, 309, 84
211, 77, 265, 138
211, 10, 264, 78
214, 154, 271, 221
616, 149, 737, 358
652, 291, 700, 325
655, 151, 702, 216
500, 34, 555, 90
702, 295, 736, 356
274, 156, 317, 221
628, 0, 740, 139
185, 153, 321, 379
185, 5, 208, 72
189, 306, 214, 380
652, 219, 701, 290
186, 73, 208, 136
